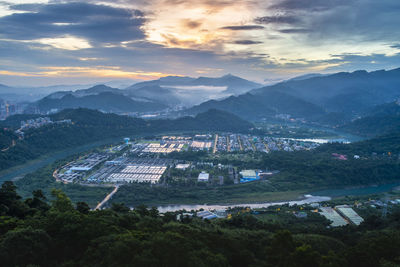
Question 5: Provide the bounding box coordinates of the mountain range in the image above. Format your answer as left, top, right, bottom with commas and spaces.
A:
32, 90, 168, 114
186, 68, 400, 125
24, 74, 262, 113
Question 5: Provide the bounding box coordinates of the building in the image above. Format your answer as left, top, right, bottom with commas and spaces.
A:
293, 211, 308, 219
176, 164, 190, 170
198, 171, 209, 182
197, 210, 217, 220
335, 205, 364, 225
239, 169, 259, 183
319, 207, 348, 227
70, 166, 92, 172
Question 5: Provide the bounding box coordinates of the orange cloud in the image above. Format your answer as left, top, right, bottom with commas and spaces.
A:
0, 66, 182, 80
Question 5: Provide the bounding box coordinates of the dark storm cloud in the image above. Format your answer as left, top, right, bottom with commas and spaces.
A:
264, 0, 400, 43
0, 2, 145, 42
234, 40, 262, 45
221, 25, 264, 30
269, 0, 349, 12
279, 28, 310, 34
255, 15, 300, 25
391, 44, 400, 49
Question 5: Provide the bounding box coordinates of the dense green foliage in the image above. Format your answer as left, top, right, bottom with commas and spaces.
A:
0, 114, 41, 128
341, 113, 400, 137
112, 180, 286, 206
0, 129, 17, 150
188, 90, 326, 121
1, 181, 400, 267
318, 133, 400, 155
0, 108, 252, 171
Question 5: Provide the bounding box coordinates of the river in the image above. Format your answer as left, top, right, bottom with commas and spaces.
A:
0, 137, 124, 183
156, 182, 400, 212
156, 195, 332, 213
310, 182, 400, 198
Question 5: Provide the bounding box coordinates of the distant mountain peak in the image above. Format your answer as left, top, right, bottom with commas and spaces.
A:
90, 84, 111, 89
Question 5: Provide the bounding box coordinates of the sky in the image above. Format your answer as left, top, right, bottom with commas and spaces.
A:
0, 0, 400, 86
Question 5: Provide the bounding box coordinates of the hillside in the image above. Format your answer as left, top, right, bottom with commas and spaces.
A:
126, 74, 261, 95
190, 74, 261, 95
340, 101, 400, 137
185, 68, 400, 124
149, 109, 253, 133
187, 90, 326, 121
3, 180, 400, 267
33, 91, 167, 113
128, 85, 181, 106
318, 132, 400, 156
125, 74, 261, 107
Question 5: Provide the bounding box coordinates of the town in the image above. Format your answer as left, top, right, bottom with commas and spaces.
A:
54, 132, 321, 186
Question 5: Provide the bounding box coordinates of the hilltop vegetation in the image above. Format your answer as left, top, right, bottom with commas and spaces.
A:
340, 102, 400, 137
187, 90, 326, 121
0, 129, 17, 150
1, 181, 400, 267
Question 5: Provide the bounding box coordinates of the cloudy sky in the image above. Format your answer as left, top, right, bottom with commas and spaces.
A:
0, 0, 400, 86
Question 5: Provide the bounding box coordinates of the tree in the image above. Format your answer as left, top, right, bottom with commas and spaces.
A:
76, 202, 90, 214
290, 244, 321, 267
50, 189, 74, 212
0, 227, 51, 267
111, 202, 130, 213
266, 230, 296, 267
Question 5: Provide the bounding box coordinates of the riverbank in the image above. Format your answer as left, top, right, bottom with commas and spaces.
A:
126, 182, 400, 212
155, 194, 332, 213
0, 136, 126, 183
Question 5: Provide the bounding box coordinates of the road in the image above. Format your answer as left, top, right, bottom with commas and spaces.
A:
95, 185, 119, 210
213, 134, 218, 153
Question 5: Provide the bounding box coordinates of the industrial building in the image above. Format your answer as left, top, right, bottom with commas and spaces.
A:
197, 210, 218, 220
198, 171, 210, 182
319, 207, 348, 227
58, 153, 109, 182
176, 164, 190, 170
335, 205, 364, 225
142, 142, 185, 153
107, 165, 167, 184
239, 169, 259, 183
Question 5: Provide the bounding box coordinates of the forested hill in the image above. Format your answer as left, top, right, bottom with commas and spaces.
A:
149, 109, 253, 133
1, 181, 400, 267
0, 108, 252, 171
185, 68, 400, 125
186, 91, 326, 121
317, 132, 400, 156
32, 91, 168, 113
340, 101, 400, 137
